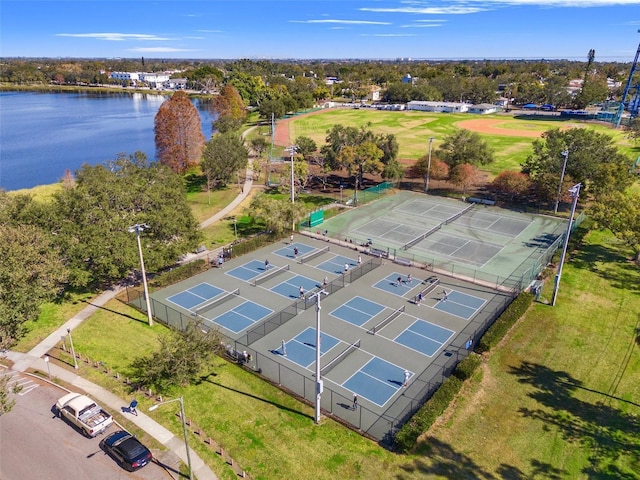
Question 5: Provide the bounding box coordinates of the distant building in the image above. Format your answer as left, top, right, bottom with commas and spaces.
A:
407, 101, 470, 113
109, 71, 140, 82
164, 78, 187, 90
140, 72, 170, 88
468, 103, 499, 114
401, 74, 416, 85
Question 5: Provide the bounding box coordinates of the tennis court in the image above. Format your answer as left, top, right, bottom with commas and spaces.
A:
434, 288, 486, 320
373, 273, 422, 297
329, 296, 387, 327
225, 259, 270, 282
167, 282, 224, 310
274, 241, 315, 259
270, 274, 322, 299
391, 318, 455, 357
212, 300, 274, 334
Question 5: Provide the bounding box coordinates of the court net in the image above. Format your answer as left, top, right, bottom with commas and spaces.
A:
194, 288, 240, 316
414, 277, 440, 303
368, 305, 405, 335
444, 203, 475, 225
320, 339, 361, 376
299, 245, 330, 264
402, 225, 441, 250
252, 264, 290, 287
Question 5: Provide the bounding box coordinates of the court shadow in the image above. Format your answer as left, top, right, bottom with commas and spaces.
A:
201, 376, 312, 420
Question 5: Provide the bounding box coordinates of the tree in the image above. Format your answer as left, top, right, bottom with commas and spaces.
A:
47, 153, 200, 288
155, 91, 205, 174
436, 129, 495, 168
449, 163, 480, 195
294, 136, 317, 161
130, 320, 222, 392
201, 132, 249, 192
0, 221, 67, 350
381, 159, 404, 183
248, 195, 306, 235
250, 137, 269, 158
1, 374, 23, 416
490, 170, 531, 201
521, 128, 634, 203
258, 98, 286, 121
626, 117, 640, 144
337, 141, 384, 203
589, 191, 640, 263
212, 84, 247, 128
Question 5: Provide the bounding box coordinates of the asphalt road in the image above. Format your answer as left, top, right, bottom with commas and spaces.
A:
0, 369, 172, 480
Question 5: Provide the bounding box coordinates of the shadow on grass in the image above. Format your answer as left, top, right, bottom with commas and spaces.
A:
397, 437, 498, 479
200, 375, 313, 420
80, 299, 148, 324
510, 362, 640, 477
571, 242, 640, 293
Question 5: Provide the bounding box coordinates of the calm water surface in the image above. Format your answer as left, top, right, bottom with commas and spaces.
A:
0, 91, 216, 191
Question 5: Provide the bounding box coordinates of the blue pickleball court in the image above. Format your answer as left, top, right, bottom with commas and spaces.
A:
226, 259, 272, 282
273, 242, 315, 260
434, 289, 486, 320
211, 301, 273, 334
167, 282, 224, 310
372, 273, 421, 297
271, 274, 321, 299
393, 319, 454, 357
315, 254, 359, 275
329, 296, 386, 327
276, 327, 341, 369
343, 356, 411, 407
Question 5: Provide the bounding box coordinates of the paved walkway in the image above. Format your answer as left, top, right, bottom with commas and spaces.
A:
7, 163, 257, 480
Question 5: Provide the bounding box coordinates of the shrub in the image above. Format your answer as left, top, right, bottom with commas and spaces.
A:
453, 353, 482, 381
476, 292, 533, 353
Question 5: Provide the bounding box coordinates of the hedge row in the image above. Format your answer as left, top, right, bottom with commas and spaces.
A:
394, 291, 533, 452
476, 292, 533, 353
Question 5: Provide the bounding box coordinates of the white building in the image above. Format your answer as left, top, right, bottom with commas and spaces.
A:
140, 72, 171, 88
109, 71, 140, 82
406, 101, 470, 113
468, 103, 499, 114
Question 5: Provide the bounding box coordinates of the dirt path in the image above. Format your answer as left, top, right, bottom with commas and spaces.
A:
274, 109, 331, 146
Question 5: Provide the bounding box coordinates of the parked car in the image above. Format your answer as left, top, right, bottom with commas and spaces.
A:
55, 392, 113, 437
99, 430, 152, 471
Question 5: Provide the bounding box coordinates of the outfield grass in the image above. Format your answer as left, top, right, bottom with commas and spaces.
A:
56, 225, 640, 479
288, 110, 631, 176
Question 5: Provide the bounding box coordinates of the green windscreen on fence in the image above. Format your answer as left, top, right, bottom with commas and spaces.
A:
309, 210, 324, 227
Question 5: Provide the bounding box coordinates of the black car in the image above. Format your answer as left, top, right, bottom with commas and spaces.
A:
100, 430, 152, 471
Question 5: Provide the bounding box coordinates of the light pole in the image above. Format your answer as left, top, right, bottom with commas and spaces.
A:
233, 217, 237, 239
66, 327, 78, 370
128, 223, 153, 326
554, 149, 569, 214
426, 137, 435, 192
551, 183, 581, 306
149, 397, 193, 480
339, 184, 343, 204
285, 145, 298, 204
44, 354, 51, 378
312, 289, 329, 424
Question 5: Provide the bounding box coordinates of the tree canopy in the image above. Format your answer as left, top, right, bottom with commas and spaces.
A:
589, 190, 640, 263
45, 153, 201, 288
155, 91, 205, 174
201, 132, 249, 189
435, 129, 495, 168
521, 128, 634, 203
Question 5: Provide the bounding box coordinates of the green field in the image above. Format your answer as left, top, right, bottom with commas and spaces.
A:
288, 110, 632, 175
47, 226, 640, 480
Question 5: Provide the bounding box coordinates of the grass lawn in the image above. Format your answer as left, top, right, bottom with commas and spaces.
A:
288, 110, 630, 176
56, 223, 640, 479
186, 185, 241, 224
415, 228, 640, 479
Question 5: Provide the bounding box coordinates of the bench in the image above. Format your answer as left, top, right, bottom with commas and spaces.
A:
369, 247, 388, 258
468, 197, 495, 206
394, 257, 412, 267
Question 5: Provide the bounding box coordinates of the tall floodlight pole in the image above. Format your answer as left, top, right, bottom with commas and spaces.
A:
149, 397, 192, 480
286, 145, 298, 204
128, 223, 153, 326
313, 289, 328, 424
554, 149, 569, 214
552, 183, 581, 306
426, 137, 435, 192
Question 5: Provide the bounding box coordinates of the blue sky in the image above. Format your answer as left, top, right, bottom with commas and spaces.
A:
1, 1, 639, 60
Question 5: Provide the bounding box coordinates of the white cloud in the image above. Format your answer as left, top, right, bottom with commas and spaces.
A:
463, 0, 640, 5
361, 33, 418, 37
290, 19, 392, 25
56, 33, 170, 41
360, 6, 487, 14
401, 23, 443, 28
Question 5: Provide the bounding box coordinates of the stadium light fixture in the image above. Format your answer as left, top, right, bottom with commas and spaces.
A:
128, 223, 153, 326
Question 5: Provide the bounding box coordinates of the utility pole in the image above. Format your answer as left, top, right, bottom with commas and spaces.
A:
426, 137, 435, 192
552, 183, 581, 306
128, 223, 153, 326
554, 149, 569, 215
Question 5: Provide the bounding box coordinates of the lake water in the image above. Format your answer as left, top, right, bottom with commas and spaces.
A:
0, 91, 217, 191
